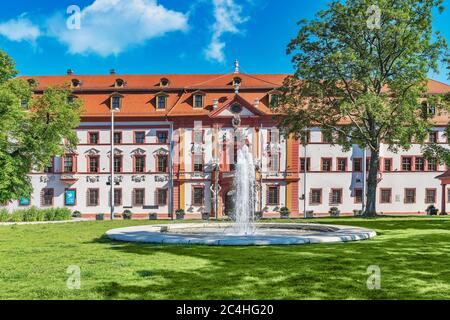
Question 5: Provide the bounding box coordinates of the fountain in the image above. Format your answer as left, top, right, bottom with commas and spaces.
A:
106, 131, 376, 246
232, 144, 256, 235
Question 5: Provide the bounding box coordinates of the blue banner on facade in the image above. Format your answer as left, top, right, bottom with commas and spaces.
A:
65, 190, 76, 206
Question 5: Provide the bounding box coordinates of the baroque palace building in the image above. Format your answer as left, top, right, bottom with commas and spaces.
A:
3, 65, 450, 218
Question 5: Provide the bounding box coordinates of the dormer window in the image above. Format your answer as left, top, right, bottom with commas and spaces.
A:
71, 79, 81, 88
67, 95, 76, 104
268, 90, 281, 108
27, 78, 38, 87
115, 78, 125, 88
110, 94, 123, 110
156, 94, 167, 110
160, 78, 170, 87
233, 77, 242, 86
192, 91, 205, 109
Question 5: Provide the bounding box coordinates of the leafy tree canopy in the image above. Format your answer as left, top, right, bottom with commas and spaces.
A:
0, 50, 82, 203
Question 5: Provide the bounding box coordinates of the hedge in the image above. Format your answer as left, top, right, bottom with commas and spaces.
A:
0, 207, 72, 223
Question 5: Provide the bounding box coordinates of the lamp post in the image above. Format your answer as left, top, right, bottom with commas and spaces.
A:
110, 104, 120, 220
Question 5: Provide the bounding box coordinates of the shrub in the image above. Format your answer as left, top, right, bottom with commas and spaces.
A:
176, 209, 185, 220
201, 212, 210, 220
0, 209, 10, 222
96, 213, 105, 221
329, 207, 340, 217
72, 210, 81, 218
353, 209, 363, 217
123, 210, 133, 220
54, 208, 72, 220
305, 210, 314, 218
149, 213, 157, 220
254, 211, 263, 221
11, 210, 24, 222
280, 207, 290, 219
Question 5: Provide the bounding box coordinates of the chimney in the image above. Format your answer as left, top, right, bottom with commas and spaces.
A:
213, 99, 219, 110
110, 69, 116, 75
67, 69, 74, 75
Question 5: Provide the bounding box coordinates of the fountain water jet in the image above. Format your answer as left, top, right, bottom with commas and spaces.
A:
232, 144, 256, 235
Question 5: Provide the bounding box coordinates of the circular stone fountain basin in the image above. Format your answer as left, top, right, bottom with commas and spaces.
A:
106, 223, 376, 246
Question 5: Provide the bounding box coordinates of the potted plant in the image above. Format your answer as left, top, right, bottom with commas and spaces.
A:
72, 210, 81, 218
176, 208, 185, 220
122, 210, 133, 220
426, 205, 438, 216
201, 210, 210, 220
254, 211, 263, 221
353, 209, 362, 217
149, 213, 157, 220
305, 210, 314, 218
280, 207, 290, 219
329, 207, 340, 217
96, 213, 104, 221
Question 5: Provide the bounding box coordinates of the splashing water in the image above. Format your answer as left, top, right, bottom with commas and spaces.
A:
232, 144, 256, 235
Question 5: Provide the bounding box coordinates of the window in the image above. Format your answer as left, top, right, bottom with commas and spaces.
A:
380, 189, 392, 203
337, 158, 347, 172
156, 131, 168, 144
269, 153, 280, 172
415, 157, 425, 171
21, 99, 29, 109
115, 78, 125, 87
405, 188, 416, 204
425, 189, 436, 204
269, 129, 280, 144
111, 96, 121, 110
160, 78, 170, 87
64, 189, 76, 206
114, 189, 122, 206
428, 158, 438, 171
354, 188, 363, 204
353, 158, 362, 172
193, 130, 203, 144
156, 95, 167, 109
300, 157, 310, 172
157, 189, 168, 206
429, 131, 438, 143
63, 155, 75, 173
133, 189, 145, 206
157, 155, 168, 172
87, 189, 99, 206
193, 95, 204, 108
113, 132, 122, 144
134, 156, 145, 173
88, 156, 99, 173
402, 157, 413, 171
193, 187, 204, 206
193, 154, 203, 172
383, 158, 392, 172
321, 158, 332, 172
42, 188, 54, 206
267, 186, 280, 205
134, 131, 145, 144
310, 189, 322, 205
67, 96, 74, 104
233, 77, 242, 86
330, 189, 343, 205
44, 158, 54, 173
114, 156, 122, 173
71, 79, 81, 88
88, 132, 99, 144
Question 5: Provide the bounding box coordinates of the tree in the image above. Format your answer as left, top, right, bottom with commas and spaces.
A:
274, 0, 449, 217
0, 50, 82, 204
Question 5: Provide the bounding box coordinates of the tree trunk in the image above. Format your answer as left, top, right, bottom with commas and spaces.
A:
364, 149, 380, 217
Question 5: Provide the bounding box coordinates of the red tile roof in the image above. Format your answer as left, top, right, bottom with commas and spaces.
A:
19, 73, 450, 119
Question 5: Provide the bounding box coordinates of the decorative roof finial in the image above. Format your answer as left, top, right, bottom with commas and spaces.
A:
234, 59, 239, 73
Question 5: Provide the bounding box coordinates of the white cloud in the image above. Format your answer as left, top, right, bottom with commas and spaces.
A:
0, 17, 41, 42
204, 0, 248, 63
46, 0, 188, 56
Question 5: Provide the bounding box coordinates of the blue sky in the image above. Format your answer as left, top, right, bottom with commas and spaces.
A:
0, 0, 448, 83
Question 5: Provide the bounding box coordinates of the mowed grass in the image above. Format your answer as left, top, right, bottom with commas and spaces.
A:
1, 217, 450, 300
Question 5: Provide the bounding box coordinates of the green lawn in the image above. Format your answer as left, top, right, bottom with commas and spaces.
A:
1, 217, 450, 300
